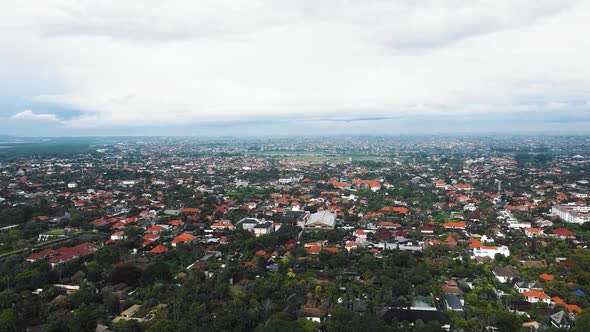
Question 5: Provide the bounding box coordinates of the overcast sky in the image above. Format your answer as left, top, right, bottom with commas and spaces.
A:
1, 0, 589, 136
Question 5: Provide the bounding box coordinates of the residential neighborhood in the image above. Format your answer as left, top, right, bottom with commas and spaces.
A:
0, 135, 589, 331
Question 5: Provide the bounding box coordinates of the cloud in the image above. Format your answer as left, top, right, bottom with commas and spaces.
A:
11, 110, 58, 121
0, 0, 589, 131
316, 115, 403, 123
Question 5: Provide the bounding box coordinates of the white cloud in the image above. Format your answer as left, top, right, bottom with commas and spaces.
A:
1, 0, 589, 129
11, 110, 58, 121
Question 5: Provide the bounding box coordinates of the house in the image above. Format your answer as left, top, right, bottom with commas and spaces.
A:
113, 304, 145, 323
382, 206, 409, 215
550, 228, 576, 240
149, 244, 168, 254
378, 221, 401, 229
305, 211, 336, 230
525, 228, 543, 238
330, 181, 351, 190
26, 243, 100, 268
419, 225, 434, 235
455, 183, 473, 191
345, 241, 358, 252
110, 231, 127, 241
210, 222, 234, 231
480, 235, 494, 244
464, 203, 477, 212
171, 233, 197, 247
353, 179, 381, 192
143, 234, 159, 246
549, 310, 572, 329
445, 293, 464, 312
471, 240, 510, 259
552, 296, 583, 314
147, 225, 167, 234
354, 230, 368, 244
521, 321, 541, 332
514, 281, 542, 293
441, 280, 462, 294
168, 219, 182, 228
522, 291, 551, 304
442, 221, 466, 230
237, 218, 262, 232
180, 207, 201, 214
303, 294, 323, 322
351, 299, 368, 313
492, 266, 518, 283
381, 308, 451, 331
253, 222, 273, 237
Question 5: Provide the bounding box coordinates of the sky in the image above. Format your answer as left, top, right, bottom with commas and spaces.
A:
1, 0, 590, 136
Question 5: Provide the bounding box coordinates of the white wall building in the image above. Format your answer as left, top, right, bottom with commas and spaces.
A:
551, 205, 590, 224
472, 245, 510, 259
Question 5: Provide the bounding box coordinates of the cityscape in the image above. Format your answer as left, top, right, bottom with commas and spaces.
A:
2, 1, 590, 331
0, 135, 589, 331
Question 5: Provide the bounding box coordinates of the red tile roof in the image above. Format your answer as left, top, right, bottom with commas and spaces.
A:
149, 244, 168, 254
171, 233, 197, 245
443, 221, 466, 229
181, 208, 201, 214
523, 291, 550, 300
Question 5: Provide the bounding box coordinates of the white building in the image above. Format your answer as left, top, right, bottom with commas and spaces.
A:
121, 180, 137, 186
305, 211, 336, 230
498, 210, 531, 228
472, 245, 510, 259
523, 291, 551, 304
253, 222, 273, 237
111, 231, 127, 241
551, 205, 590, 224
463, 203, 477, 212
237, 217, 261, 232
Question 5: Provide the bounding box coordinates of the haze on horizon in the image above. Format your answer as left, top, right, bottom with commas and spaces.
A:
1, 0, 590, 136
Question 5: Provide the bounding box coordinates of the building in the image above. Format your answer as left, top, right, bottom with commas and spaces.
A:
280, 210, 310, 228
471, 240, 510, 259
253, 222, 273, 237
305, 211, 336, 230
237, 218, 262, 232
26, 243, 100, 268
171, 233, 197, 247
522, 291, 551, 304
492, 266, 518, 283
514, 281, 542, 293
550, 228, 576, 240
551, 204, 590, 224
354, 230, 368, 244
445, 294, 464, 312
442, 221, 466, 230
525, 228, 543, 238
110, 231, 127, 241
210, 222, 234, 231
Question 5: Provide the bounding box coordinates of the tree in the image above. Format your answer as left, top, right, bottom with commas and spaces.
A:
147, 320, 180, 332
142, 262, 172, 285
575, 309, 590, 332
95, 246, 122, 267
67, 303, 101, 331
0, 308, 15, 332
110, 264, 142, 287
112, 320, 142, 332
